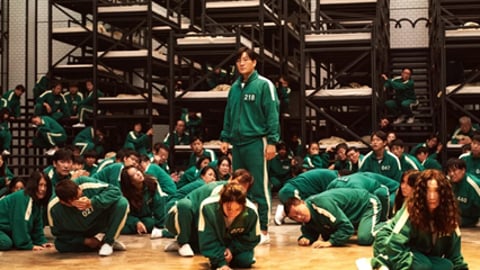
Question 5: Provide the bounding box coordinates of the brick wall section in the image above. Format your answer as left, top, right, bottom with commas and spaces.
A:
390, 0, 429, 48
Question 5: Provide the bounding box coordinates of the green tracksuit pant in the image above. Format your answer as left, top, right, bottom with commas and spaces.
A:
165, 198, 200, 252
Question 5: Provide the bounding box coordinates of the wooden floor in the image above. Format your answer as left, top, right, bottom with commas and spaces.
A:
2, 204, 480, 269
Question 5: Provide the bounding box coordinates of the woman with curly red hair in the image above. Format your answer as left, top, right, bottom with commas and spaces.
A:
368, 169, 468, 270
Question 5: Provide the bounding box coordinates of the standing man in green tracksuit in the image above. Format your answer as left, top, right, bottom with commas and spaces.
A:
382, 67, 416, 124
220, 47, 279, 245
327, 172, 399, 221
29, 115, 67, 155
359, 131, 402, 182
275, 168, 339, 225
446, 158, 480, 227
2, 84, 25, 119
47, 176, 129, 256
285, 188, 381, 247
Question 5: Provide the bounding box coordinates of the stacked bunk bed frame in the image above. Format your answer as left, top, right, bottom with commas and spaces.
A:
299, 0, 390, 143
430, 0, 480, 157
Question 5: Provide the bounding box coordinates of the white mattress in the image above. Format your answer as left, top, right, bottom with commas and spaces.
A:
175, 91, 229, 99
320, 0, 377, 4
446, 28, 480, 38
55, 64, 124, 76
99, 94, 167, 105
306, 87, 372, 97
205, 0, 277, 18
98, 2, 189, 25
446, 84, 480, 95
305, 32, 371, 42
177, 35, 253, 47
98, 50, 168, 61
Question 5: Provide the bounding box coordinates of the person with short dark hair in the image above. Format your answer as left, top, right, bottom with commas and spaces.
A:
83, 149, 99, 175
2, 84, 25, 119
0, 171, 53, 250
91, 149, 140, 187
34, 82, 70, 122
64, 82, 83, 119
346, 146, 364, 173
459, 134, 480, 178
219, 47, 280, 244
446, 158, 480, 227
163, 119, 190, 148
198, 182, 260, 269
29, 115, 67, 155
415, 146, 442, 170
47, 176, 129, 256
176, 156, 212, 190
123, 122, 153, 155
139, 154, 176, 198
187, 136, 216, 168
328, 143, 349, 170
303, 141, 330, 169
0, 177, 25, 198
368, 169, 468, 270
268, 141, 292, 192
409, 133, 442, 160
47, 148, 74, 189
382, 67, 416, 124
151, 142, 170, 173
390, 139, 424, 172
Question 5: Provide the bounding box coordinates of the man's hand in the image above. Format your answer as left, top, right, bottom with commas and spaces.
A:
312, 240, 332, 248
136, 221, 147, 235
224, 248, 233, 263
43, 103, 52, 113
381, 74, 388, 80
297, 237, 310, 246
72, 196, 92, 211
265, 144, 276, 160
220, 142, 230, 155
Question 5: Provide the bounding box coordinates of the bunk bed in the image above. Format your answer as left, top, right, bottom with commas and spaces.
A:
299, 0, 389, 143
202, 0, 281, 25
431, 0, 480, 158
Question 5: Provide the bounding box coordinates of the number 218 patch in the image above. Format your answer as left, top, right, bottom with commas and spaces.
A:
244, 94, 256, 101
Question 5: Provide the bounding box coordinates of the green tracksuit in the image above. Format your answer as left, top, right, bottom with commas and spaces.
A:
399, 153, 424, 172
121, 184, 166, 234
163, 131, 190, 148
3, 89, 21, 118
176, 166, 199, 189
167, 179, 206, 210
451, 173, 480, 227
422, 158, 443, 171
451, 125, 479, 144
220, 70, 279, 231
359, 150, 402, 182
277, 85, 291, 115
34, 90, 70, 121
278, 169, 338, 204
32, 116, 67, 149
165, 181, 226, 250
48, 170, 71, 193
326, 172, 399, 221
77, 89, 104, 123
33, 76, 48, 100
460, 152, 480, 179
91, 163, 124, 187
148, 152, 171, 173
299, 188, 381, 246
181, 109, 203, 138
0, 191, 47, 250
372, 206, 468, 270
95, 156, 116, 173
144, 162, 176, 198
84, 164, 98, 176
47, 176, 129, 252
64, 91, 83, 117
384, 77, 416, 118
409, 142, 439, 160
0, 120, 11, 154
73, 127, 104, 156
268, 154, 292, 191
198, 195, 260, 269
0, 166, 13, 190
187, 148, 217, 168
332, 159, 349, 170
347, 154, 364, 173
124, 131, 151, 155
303, 153, 330, 169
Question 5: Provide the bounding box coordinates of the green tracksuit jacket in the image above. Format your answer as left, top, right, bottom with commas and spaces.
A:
399, 153, 424, 172
409, 142, 439, 160
47, 176, 129, 252
0, 166, 14, 190
303, 153, 330, 169
144, 162, 176, 198
384, 77, 416, 101
33, 116, 67, 148
421, 157, 443, 170
91, 163, 124, 187
198, 196, 260, 269
372, 206, 468, 270
121, 184, 166, 234
176, 166, 199, 189
124, 131, 151, 155
0, 191, 47, 250
452, 173, 480, 227
2, 89, 21, 118
278, 169, 338, 203
268, 154, 292, 190
451, 125, 479, 144
64, 91, 83, 116
73, 127, 104, 156
34, 90, 70, 120
359, 150, 402, 182
460, 152, 480, 179
187, 148, 217, 168
299, 188, 381, 246
163, 131, 190, 148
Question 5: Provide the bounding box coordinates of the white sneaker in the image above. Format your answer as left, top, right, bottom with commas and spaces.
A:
178, 243, 194, 257
393, 116, 405, 125
406, 116, 415, 124
72, 122, 86, 128
112, 241, 127, 251
150, 227, 164, 239
98, 243, 113, 256
1, 150, 10, 155
45, 148, 57, 156
355, 258, 373, 270
259, 233, 271, 245
274, 204, 285, 225
164, 241, 180, 252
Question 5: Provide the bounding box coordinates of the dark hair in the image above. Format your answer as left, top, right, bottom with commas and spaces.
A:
139, 154, 151, 163
394, 170, 420, 213
73, 155, 84, 165
153, 142, 169, 153
236, 47, 257, 62
402, 67, 413, 74
219, 183, 247, 214
55, 180, 79, 203
407, 169, 458, 234
461, 143, 471, 153
276, 141, 287, 152
25, 171, 52, 205
390, 139, 405, 148
346, 146, 359, 154
472, 134, 480, 143
199, 165, 218, 181
15, 84, 26, 92
230, 168, 254, 190
121, 149, 140, 163
120, 165, 157, 211
371, 130, 387, 141
335, 143, 348, 152
195, 156, 212, 169
284, 197, 302, 216
83, 149, 98, 159
52, 148, 74, 162
8, 177, 26, 194
190, 135, 204, 144
445, 158, 466, 171
415, 146, 429, 156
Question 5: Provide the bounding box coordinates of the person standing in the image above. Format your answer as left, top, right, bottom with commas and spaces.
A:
220, 47, 280, 244
382, 67, 416, 124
